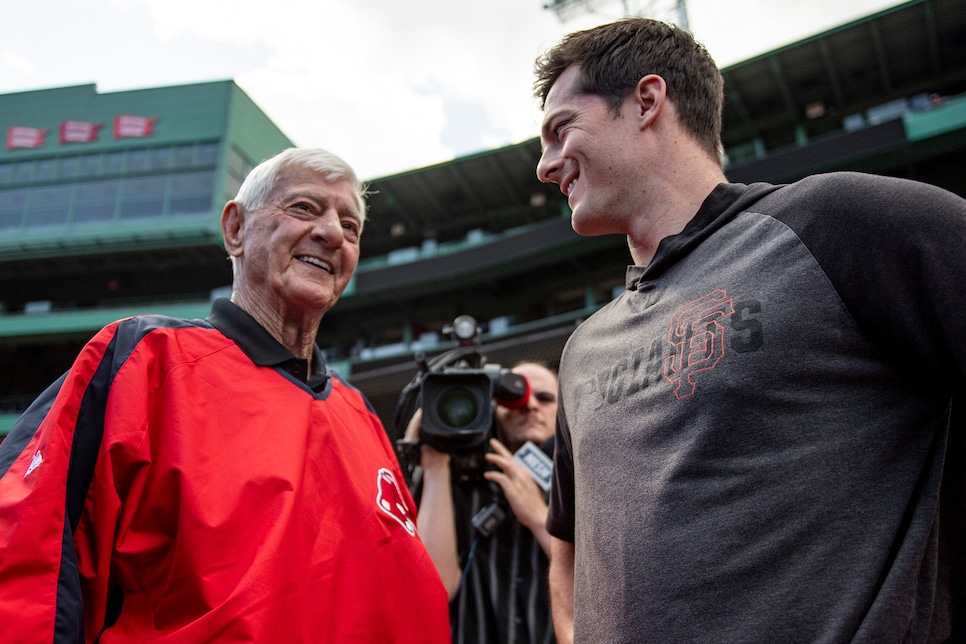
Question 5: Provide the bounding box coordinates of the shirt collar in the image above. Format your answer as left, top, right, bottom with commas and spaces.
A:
206, 298, 329, 392
625, 182, 777, 291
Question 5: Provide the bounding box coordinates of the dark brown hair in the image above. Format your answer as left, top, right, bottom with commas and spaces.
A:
534, 18, 724, 162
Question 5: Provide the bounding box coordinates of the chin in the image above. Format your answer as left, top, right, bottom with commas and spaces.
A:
285, 289, 338, 315
570, 211, 604, 237
524, 430, 552, 445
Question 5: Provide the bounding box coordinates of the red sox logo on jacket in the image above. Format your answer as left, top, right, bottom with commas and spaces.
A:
376, 468, 417, 536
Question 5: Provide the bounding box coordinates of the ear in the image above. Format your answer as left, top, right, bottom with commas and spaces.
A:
221, 201, 245, 258
633, 74, 667, 130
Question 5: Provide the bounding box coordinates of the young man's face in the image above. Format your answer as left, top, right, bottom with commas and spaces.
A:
233, 168, 363, 318
537, 65, 644, 237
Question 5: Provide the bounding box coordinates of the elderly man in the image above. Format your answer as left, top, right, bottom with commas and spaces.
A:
0, 148, 450, 642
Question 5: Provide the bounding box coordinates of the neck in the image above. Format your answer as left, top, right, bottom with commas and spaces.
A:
626, 155, 727, 266
231, 291, 322, 367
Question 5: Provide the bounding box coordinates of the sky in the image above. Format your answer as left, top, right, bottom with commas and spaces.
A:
1, 0, 904, 180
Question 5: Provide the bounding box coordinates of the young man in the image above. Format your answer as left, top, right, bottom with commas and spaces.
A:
405, 362, 559, 643
0, 148, 450, 642
534, 18, 965, 643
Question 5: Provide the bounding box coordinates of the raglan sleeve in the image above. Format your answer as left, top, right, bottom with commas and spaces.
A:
0, 322, 124, 642
786, 173, 966, 384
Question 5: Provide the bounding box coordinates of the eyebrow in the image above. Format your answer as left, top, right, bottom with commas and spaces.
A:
539, 113, 558, 143
284, 190, 362, 223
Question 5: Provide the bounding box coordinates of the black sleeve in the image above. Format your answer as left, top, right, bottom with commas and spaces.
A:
546, 399, 575, 542
770, 172, 966, 386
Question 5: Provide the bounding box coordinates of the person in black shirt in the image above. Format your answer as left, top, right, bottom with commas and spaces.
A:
404, 362, 558, 644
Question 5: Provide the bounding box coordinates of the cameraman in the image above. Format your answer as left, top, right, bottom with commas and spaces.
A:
403, 362, 558, 644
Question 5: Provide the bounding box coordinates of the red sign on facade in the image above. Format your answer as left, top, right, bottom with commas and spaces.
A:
6, 126, 48, 150
113, 115, 158, 138
60, 120, 102, 144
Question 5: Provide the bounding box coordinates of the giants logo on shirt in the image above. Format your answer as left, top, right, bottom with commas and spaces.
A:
664, 289, 734, 399
376, 468, 416, 536
570, 288, 764, 415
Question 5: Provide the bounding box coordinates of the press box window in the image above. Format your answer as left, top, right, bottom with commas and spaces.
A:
0, 189, 28, 231
103, 152, 124, 175
198, 143, 218, 167
60, 157, 81, 179
127, 149, 149, 172
12, 162, 33, 183
79, 155, 101, 178
35, 159, 57, 181
173, 144, 195, 169
151, 147, 172, 170
25, 185, 74, 230
120, 176, 166, 220
170, 171, 214, 216
73, 180, 119, 225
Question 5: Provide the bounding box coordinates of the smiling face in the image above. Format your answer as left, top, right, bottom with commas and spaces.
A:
223, 166, 363, 324
536, 65, 646, 237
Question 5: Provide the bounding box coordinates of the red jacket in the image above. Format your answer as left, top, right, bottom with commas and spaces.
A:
0, 302, 450, 642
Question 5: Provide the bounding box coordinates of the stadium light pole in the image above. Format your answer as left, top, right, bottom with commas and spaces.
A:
544, 0, 689, 28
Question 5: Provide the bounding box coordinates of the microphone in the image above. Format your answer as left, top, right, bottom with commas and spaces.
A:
513, 441, 553, 492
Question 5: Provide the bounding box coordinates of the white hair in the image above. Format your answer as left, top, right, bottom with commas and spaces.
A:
234, 147, 367, 223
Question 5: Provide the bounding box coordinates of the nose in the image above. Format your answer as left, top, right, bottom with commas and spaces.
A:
526, 391, 540, 411
312, 210, 344, 247
536, 147, 561, 185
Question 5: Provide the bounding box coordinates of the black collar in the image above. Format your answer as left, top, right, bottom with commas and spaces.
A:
206, 298, 329, 393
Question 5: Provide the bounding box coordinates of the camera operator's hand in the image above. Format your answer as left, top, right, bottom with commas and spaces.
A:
484, 438, 552, 557
403, 409, 461, 597
403, 409, 452, 471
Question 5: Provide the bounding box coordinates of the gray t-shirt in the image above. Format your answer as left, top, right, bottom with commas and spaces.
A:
548, 173, 965, 642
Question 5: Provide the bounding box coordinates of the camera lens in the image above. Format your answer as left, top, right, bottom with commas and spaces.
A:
436, 387, 480, 428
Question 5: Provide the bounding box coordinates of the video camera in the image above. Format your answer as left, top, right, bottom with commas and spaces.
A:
394, 315, 529, 475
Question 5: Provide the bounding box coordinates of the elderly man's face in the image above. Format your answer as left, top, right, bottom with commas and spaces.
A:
235, 168, 362, 317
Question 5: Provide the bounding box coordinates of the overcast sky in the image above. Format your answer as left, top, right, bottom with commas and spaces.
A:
1, 0, 902, 179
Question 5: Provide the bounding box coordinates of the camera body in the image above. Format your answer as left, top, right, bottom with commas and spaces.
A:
420, 365, 528, 452
395, 315, 528, 466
